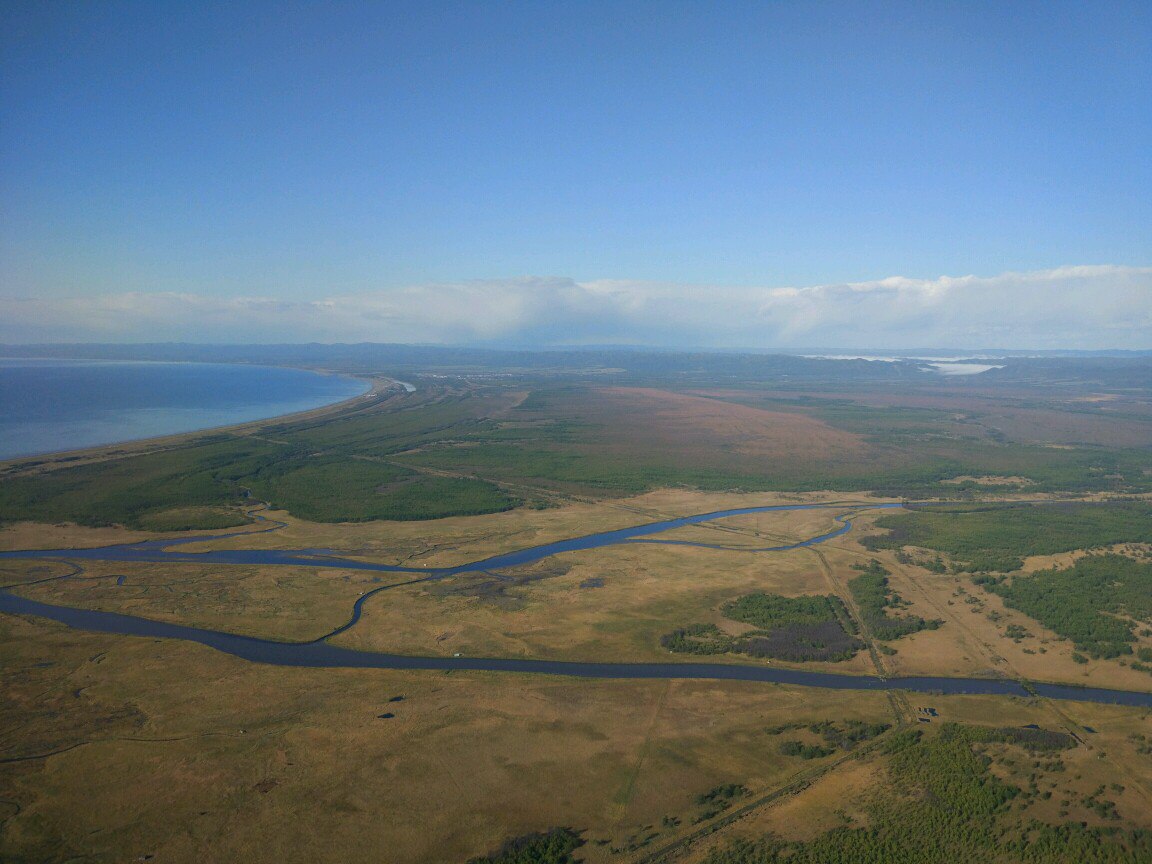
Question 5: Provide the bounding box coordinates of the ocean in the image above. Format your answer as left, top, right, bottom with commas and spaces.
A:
0, 359, 369, 460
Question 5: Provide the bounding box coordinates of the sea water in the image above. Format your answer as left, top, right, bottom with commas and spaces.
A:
0, 358, 369, 460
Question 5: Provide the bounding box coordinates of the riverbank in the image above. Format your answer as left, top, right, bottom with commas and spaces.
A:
3, 497, 1151, 706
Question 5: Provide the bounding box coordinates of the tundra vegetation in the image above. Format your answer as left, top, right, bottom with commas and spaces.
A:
1, 347, 1151, 864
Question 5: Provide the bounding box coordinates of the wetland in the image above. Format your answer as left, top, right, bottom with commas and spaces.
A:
3, 347, 1152, 863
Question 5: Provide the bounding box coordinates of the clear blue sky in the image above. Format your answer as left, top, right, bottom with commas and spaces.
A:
1, 1, 1149, 347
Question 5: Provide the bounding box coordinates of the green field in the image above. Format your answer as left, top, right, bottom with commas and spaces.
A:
862, 501, 1152, 572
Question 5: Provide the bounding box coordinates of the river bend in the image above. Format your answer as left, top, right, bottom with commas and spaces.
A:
2, 502, 1149, 707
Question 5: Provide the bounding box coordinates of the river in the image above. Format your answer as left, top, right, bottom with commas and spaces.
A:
2, 501, 1149, 707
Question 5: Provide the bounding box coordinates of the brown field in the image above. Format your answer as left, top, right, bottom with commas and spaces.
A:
941, 474, 1037, 486
700, 383, 1152, 450
595, 388, 866, 461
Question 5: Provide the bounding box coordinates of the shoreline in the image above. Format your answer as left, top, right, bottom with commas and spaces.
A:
0, 365, 401, 473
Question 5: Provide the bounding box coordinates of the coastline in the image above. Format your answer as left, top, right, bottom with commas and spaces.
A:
0, 366, 400, 473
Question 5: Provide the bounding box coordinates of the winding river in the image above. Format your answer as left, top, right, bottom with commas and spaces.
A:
3, 502, 1150, 707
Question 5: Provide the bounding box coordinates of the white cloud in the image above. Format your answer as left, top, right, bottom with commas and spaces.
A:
1, 265, 1149, 349
749, 265, 1152, 349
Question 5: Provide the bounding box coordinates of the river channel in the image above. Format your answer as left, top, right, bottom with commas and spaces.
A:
3, 502, 1150, 707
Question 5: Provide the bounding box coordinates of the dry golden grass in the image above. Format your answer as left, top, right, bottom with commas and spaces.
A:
7, 491, 1149, 687
0, 507, 284, 553
644, 507, 849, 548
0, 559, 75, 588
11, 560, 383, 641
692, 755, 880, 852
0, 521, 181, 551
5, 489, 1152, 863
330, 540, 880, 673
0, 611, 896, 864
1018, 542, 1152, 574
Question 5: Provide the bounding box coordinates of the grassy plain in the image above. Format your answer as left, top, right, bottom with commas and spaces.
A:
4, 559, 383, 642
1, 611, 900, 864
3, 357, 1152, 862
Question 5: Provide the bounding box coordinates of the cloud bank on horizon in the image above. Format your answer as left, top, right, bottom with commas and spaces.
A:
4, 5, 1148, 350
1, 265, 1148, 351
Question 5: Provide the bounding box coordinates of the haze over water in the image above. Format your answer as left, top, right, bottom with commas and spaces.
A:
0, 359, 368, 460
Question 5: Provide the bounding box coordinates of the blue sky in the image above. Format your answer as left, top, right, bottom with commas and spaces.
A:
1, 1, 1149, 348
